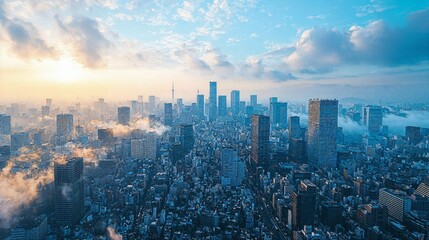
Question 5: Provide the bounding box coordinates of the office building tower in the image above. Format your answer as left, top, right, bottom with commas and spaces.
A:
362, 106, 382, 135
356, 204, 388, 229
118, 107, 130, 125
231, 90, 240, 117
148, 95, 156, 114
221, 148, 245, 187
54, 157, 85, 226
379, 188, 411, 222
130, 133, 157, 160
251, 115, 270, 169
289, 138, 306, 163
270, 97, 278, 103
46, 98, 52, 107
197, 94, 205, 119
176, 98, 183, 116
320, 202, 343, 229
164, 103, 173, 127
239, 101, 246, 115
41, 106, 50, 117
307, 99, 338, 169
270, 102, 288, 128
209, 81, 217, 121
137, 95, 144, 114
405, 126, 421, 144
292, 180, 317, 230
288, 116, 301, 140
180, 124, 194, 155
218, 95, 227, 117
56, 114, 74, 136
98, 128, 115, 145
131, 100, 138, 114
0, 114, 11, 135
250, 95, 257, 107
11, 132, 30, 152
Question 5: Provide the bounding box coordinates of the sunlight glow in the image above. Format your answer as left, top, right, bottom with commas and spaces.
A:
48, 58, 84, 83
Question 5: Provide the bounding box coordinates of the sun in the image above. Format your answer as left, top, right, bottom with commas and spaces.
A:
48, 58, 84, 83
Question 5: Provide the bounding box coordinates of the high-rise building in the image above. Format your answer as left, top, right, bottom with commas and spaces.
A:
288, 116, 301, 140
54, 157, 85, 226
356, 203, 388, 229
218, 95, 227, 117
231, 90, 240, 117
362, 106, 382, 135
307, 99, 338, 169
164, 103, 173, 127
56, 114, 74, 136
118, 107, 130, 125
221, 148, 244, 187
269, 97, 278, 103
209, 81, 217, 121
176, 98, 183, 116
130, 133, 157, 160
289, 138, 306, 163
41, 106, 50, 117
270, 102, 288, 127
251, 115, 270, 169
250, 95, 257, 107
180, 124, 194, 155
149, 96, 156, 114
98, 128, 115, 145
11, 132, 30, 152
292, 180, 317, 230
379, 188, 411, 222
197, 94, 205, 119
46, 98, 52, 107
131, 100, 138, 115
405, 126, 421, 144
0, 114, 11, 135
320, 202, 343, 229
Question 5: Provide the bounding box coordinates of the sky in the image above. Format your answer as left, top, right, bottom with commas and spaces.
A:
0, 0, 429, 104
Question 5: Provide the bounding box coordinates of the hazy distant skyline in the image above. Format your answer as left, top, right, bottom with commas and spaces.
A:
1, 0, 429, 103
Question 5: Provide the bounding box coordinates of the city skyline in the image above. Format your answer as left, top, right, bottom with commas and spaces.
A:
1, 0, 429, 102
1, 1, 429, 239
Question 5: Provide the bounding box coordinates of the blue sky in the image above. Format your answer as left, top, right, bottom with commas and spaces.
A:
0, 0, 429, 103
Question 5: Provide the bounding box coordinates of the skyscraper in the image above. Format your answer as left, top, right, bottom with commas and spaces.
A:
251, 115, 270, 169
221, 148, 245, 186
149, 95, 156, 114
209, 81, 217, 121
379, 188, 411, 222
164, 103, 173, 127
54, 157, 85, 226
130, 133, 157, 160
56, 114, 74, 136
197, 94, 205, 119
11, 132, 30, 152
118, 106, 130, 125
307, 99, 338, 169
231, 90, 240, 117
288, 116, 301, 140
41, 106, 50, 117
270, 102, 288, 128
405, 126, 421, 144
292, 180, 317, 230
0, 114, 11, 135
362, 106, 382, 135
180, 124, 194, 155
250, 95, 257, 107
218, 95, 227, 117
46, 98, 52, 107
